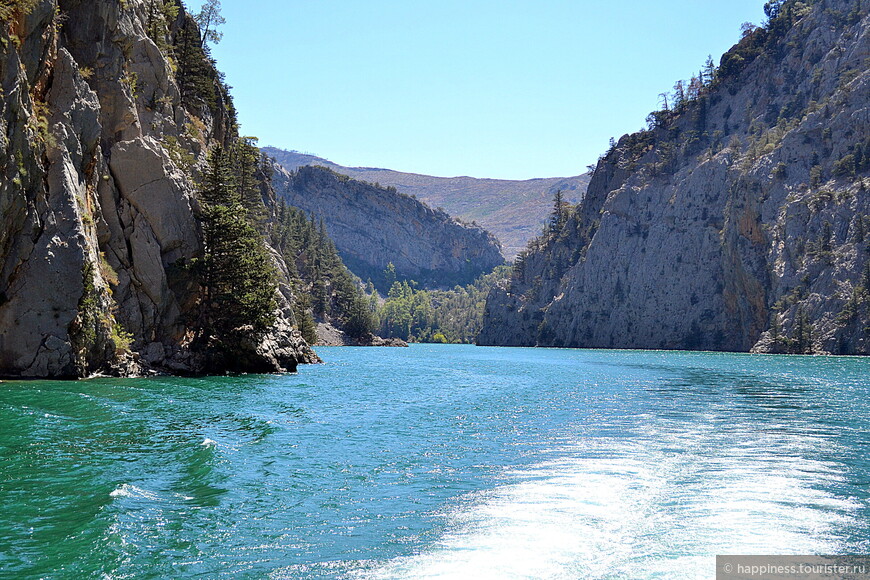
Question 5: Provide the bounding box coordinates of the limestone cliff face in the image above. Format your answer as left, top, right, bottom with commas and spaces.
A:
0, 0, 316, 377
480, 0, 870, 354
272, 164, 505, 291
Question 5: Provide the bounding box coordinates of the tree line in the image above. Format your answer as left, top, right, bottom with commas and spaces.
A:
376, 266, 512, 343
270, 202, 377, 343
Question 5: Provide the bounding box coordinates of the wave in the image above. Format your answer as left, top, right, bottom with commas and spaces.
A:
357, 422, 859, 579
109, 484, 160, 501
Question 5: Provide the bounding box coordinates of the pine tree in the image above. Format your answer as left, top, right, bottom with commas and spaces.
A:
292, 292, 317, 345
550, 189, 567, 233
702, 55, 716, 85
513, 250, 528, 280
794, 306, 813, 354
270, 203, 376, 339
199, 145, 236, 205
764, 0, 784, 23
198, 144, 277, 363
344, 294, 375, 338
232, 137, 266, 223
174, 16, 217, 111
673, 80, 686, 109
194, 0, 225, 48
384, 262, 397, 289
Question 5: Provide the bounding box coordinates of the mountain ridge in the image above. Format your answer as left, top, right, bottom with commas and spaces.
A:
262, 147, 591, 258
271, 164, 505, 292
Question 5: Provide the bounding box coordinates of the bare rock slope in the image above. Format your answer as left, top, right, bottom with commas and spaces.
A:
480, 0, 870, 355
272, 164, 505, 291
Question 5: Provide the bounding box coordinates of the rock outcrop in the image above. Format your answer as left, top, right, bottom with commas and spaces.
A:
480, 0, 870, 355
272, 164, 505, 291
0, 0, 317, 377
314, 322, 408, 347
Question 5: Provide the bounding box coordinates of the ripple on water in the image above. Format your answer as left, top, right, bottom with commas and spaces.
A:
109, 484, 161, 501
1, 347, 869, 579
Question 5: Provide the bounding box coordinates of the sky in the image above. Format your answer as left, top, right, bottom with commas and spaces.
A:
210, 0, 766, 180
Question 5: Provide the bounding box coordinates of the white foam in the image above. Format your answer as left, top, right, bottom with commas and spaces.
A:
359, 422, 858, 579
201, 438, 218, 448
109, 484, 160, 501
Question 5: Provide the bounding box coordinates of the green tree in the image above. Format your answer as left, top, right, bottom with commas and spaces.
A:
232, 137, 267, 222
270, 202, 375, 340
197, 145, 277, 363
195, 0, 225, 48
763, 0, 784, 22
384, 262, 397, 289
174, 15, 219, 111
550, 189, 567, 233
375, 266, 510, 344
794, 306, 812, 354
344, 294, 376, 338
837, 287, 862, 325
672, 80, 686, 109
702, 55, 716, 85
293, 292, 317, 345
821, 221, 833, 253
199, 144, 236, 205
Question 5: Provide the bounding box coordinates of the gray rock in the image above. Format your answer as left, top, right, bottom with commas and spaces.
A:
480, 0, 870, 355
110, 137, 200, 262
0, 0, 318, 376
273, 164, 505, 291
142, 341, 165, 365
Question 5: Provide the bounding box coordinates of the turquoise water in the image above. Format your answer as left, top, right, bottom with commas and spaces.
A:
1, 345, 869, 579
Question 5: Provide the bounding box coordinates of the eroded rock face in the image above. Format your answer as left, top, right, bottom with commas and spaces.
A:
0, 41, 109, 377
273, 165, 505, 291
480, 0, 870, 355
0, 0, 316, 376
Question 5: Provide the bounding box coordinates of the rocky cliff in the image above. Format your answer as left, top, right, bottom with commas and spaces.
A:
272, 164, 505, 291
0, 0, 316, 377
480, 0, 870, 355
264, 147, 590, 259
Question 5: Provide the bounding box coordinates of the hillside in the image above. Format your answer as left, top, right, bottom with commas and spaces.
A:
0, 0, 318, 377
480, 0, 870, 355
272, 164, 505, 291
263, 147, 590, 258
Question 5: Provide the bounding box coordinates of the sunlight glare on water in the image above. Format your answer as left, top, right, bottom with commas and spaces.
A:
1, 346, 868, 579
359, 406, 860, 579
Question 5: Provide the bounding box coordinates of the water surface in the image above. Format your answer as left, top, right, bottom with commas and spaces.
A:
1, 345, 868, 578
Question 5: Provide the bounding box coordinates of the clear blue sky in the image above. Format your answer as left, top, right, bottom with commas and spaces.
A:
210, 0, 766, 180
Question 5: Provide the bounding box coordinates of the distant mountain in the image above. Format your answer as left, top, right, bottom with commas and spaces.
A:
262, 148, 591, 258
271, 164, 505, 292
